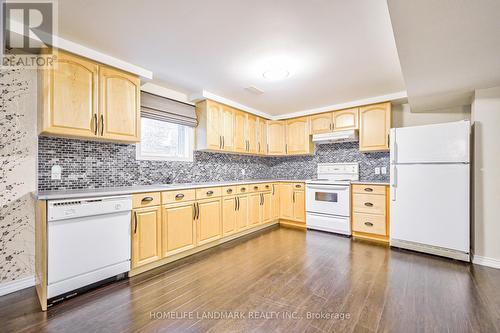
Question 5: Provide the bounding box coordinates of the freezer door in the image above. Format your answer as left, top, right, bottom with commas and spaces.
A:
391, 121, 470, 164
390, 164, 469, 252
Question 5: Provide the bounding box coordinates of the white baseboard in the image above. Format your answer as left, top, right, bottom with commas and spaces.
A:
472, 255, 500, 269
0, 276, 35, 297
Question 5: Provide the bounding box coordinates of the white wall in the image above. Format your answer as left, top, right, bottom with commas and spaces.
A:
471, 86, 500, 266
392, 103, 471, 128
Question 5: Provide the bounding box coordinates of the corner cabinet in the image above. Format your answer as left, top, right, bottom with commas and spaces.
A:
279, 183, 305, 224
359, 102, 391, 152
39, 50, 140, 142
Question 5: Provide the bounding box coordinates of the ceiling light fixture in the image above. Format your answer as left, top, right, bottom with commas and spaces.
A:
262, 67, 290, 81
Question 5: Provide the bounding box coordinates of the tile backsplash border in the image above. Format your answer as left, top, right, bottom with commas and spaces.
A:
38, 137, 390, 191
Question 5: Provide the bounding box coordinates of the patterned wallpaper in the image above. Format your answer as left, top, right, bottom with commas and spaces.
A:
0, 68, 37, 283
38, 138, 389, 191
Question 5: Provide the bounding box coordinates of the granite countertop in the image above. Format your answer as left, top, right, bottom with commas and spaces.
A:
34, 179, 310, 200
350, 180, 390, 186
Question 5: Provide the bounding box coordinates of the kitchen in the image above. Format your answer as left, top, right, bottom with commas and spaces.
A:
2, 1, 500, 332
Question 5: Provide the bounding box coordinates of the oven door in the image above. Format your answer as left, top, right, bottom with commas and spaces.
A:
306, 184, 350, 217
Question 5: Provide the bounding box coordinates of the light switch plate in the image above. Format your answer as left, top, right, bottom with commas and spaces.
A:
381, 167, 387, 175
241, 169, 246, 176
51, 165, 62, 180
375, 167, 381, 175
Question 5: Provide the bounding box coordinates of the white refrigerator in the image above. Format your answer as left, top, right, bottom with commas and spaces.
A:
389, 121, 470, 261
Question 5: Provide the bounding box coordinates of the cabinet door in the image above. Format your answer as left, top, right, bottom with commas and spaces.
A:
279, 184, 294, 220
222, 196, 238, 236
99, 65, 140, 142
262, 192, 272, 223
267, 121, 286, 155
359, 102, 391, 152
310, 113, 333, 134
247, 114, 258, 153
132, 206, 162, 268
196, 198, 222, 245
293, 190, 306, 223
333, 108, 358, 131
248, 193, 261, 227
257, 117, 268, 154
162, 202, 196, 257
234, 110, 247, 153
41, 51, 98, 138
221, 105, 235, 151
271, 184, 280, 220
236, 195, 249, 230
286, 117, 311, 155
203, 100, 222, 150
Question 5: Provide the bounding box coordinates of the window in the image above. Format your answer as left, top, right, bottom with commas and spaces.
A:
136, 117, 194, 161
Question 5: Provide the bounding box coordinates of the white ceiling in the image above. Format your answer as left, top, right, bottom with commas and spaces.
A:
387, 0, 500, 111
57, 0, 406, 115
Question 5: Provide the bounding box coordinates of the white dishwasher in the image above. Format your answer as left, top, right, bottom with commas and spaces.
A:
47, 195, 132, 299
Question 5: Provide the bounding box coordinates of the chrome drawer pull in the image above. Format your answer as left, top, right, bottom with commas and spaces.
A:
295, 184, 301, 188
364, 222, 374, 227
227, 189, 233, 194
364, 188, 373, 192
175, 193, 184, 199
141, 196, 154, 202
241, 187, 246, 192
254, 186, 259, 190
206, 190, 214, 195
364, 202, 374, 207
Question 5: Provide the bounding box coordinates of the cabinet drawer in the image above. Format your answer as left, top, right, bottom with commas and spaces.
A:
352, 184, 386, 195
196, 187, 222, 199
261, 183, 272, 192
133, 192, 161, 208
222, 186, 237, 196
236, 184, 250, 194
162, 189, 196, 204
292, 183, 305, 191
353, 193, 386, 215
353, 213, 386, 235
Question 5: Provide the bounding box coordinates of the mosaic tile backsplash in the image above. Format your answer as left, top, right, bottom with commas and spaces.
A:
38, 137, 389, 191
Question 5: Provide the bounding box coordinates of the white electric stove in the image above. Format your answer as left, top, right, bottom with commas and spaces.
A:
306, 163, 359, 235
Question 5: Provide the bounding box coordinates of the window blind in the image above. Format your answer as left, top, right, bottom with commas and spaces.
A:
140, 91, 197, 127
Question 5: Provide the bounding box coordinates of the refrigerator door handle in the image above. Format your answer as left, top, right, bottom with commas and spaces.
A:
390, 165, 397, 201
390, 128, 397, 163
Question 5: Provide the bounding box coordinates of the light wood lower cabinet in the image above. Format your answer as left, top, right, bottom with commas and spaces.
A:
222, 196, 238, 236
292, 190, 305, 222
196, 197, 222, 246
235, 195, 249, 230
162, 201, 196, 257
279, 184, 294, 220
132, 206, 162, 268
351, 184, 389, 243
261, 192, 272, 223
271, 183, 280, 220
248, 192, 262, 227
279, 183, 305, 223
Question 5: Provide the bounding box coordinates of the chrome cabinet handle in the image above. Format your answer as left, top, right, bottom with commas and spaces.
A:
236, 197, 240, 211
227, 189, 233, 194
295, 184, 302, 188
141, 196, 154, 202
175, 193, 184, 199
196, 202, 200, 220
100, 114, 104, 136
93, 114, 98, 135
134, 211, 138, 233
364, 222, 374, 227
222, 136, 225, 149
272, 184, 275, 195
219, 136, 222, 149
254, 186, 259, 190
193, 203, 197, 220
293, 192, 295, 203
364, 202, 374, 207
364, 188, 373, 192
206, 190, 214, 196
265, 185, 269, 189
241, 187, 246, 192
234, 197, 237, 211
258, 142, 260, 152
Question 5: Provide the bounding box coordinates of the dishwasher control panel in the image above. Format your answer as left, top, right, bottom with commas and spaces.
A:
47, 196, 132, 222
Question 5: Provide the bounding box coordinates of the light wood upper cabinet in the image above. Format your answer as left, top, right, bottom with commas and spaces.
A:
99, 66, 140, 142
234, 110, 247, 153
222, 196, 238, 236
40, 51, 99, 138
333, 108, 358, 131
286, 116, 313, 155
196, 197, 222, 246
359, 102, 391, 152
162, 202, 196, 257
310, 113, 333, 134
257, 117, 267, 154
39, 51, 140, 142
247, 114, 258, 154
267, 121, 286, 155
196, 100, 223, 151
132, 206, 162, 268
220, 105, 235, 151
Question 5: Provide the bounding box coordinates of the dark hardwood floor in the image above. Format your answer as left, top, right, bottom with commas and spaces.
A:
2, 226, 500, 333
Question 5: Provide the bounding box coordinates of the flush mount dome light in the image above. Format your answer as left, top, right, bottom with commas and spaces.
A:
262, 67, 290, 81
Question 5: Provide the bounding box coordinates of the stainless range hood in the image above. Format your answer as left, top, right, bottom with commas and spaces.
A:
312, 129, 359, 144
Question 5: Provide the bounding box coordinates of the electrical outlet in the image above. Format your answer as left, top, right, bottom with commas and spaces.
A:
375, 167, 381, 175
381, 167, 387, 175
241, 169, 246, 176
51, 165, 62, 180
